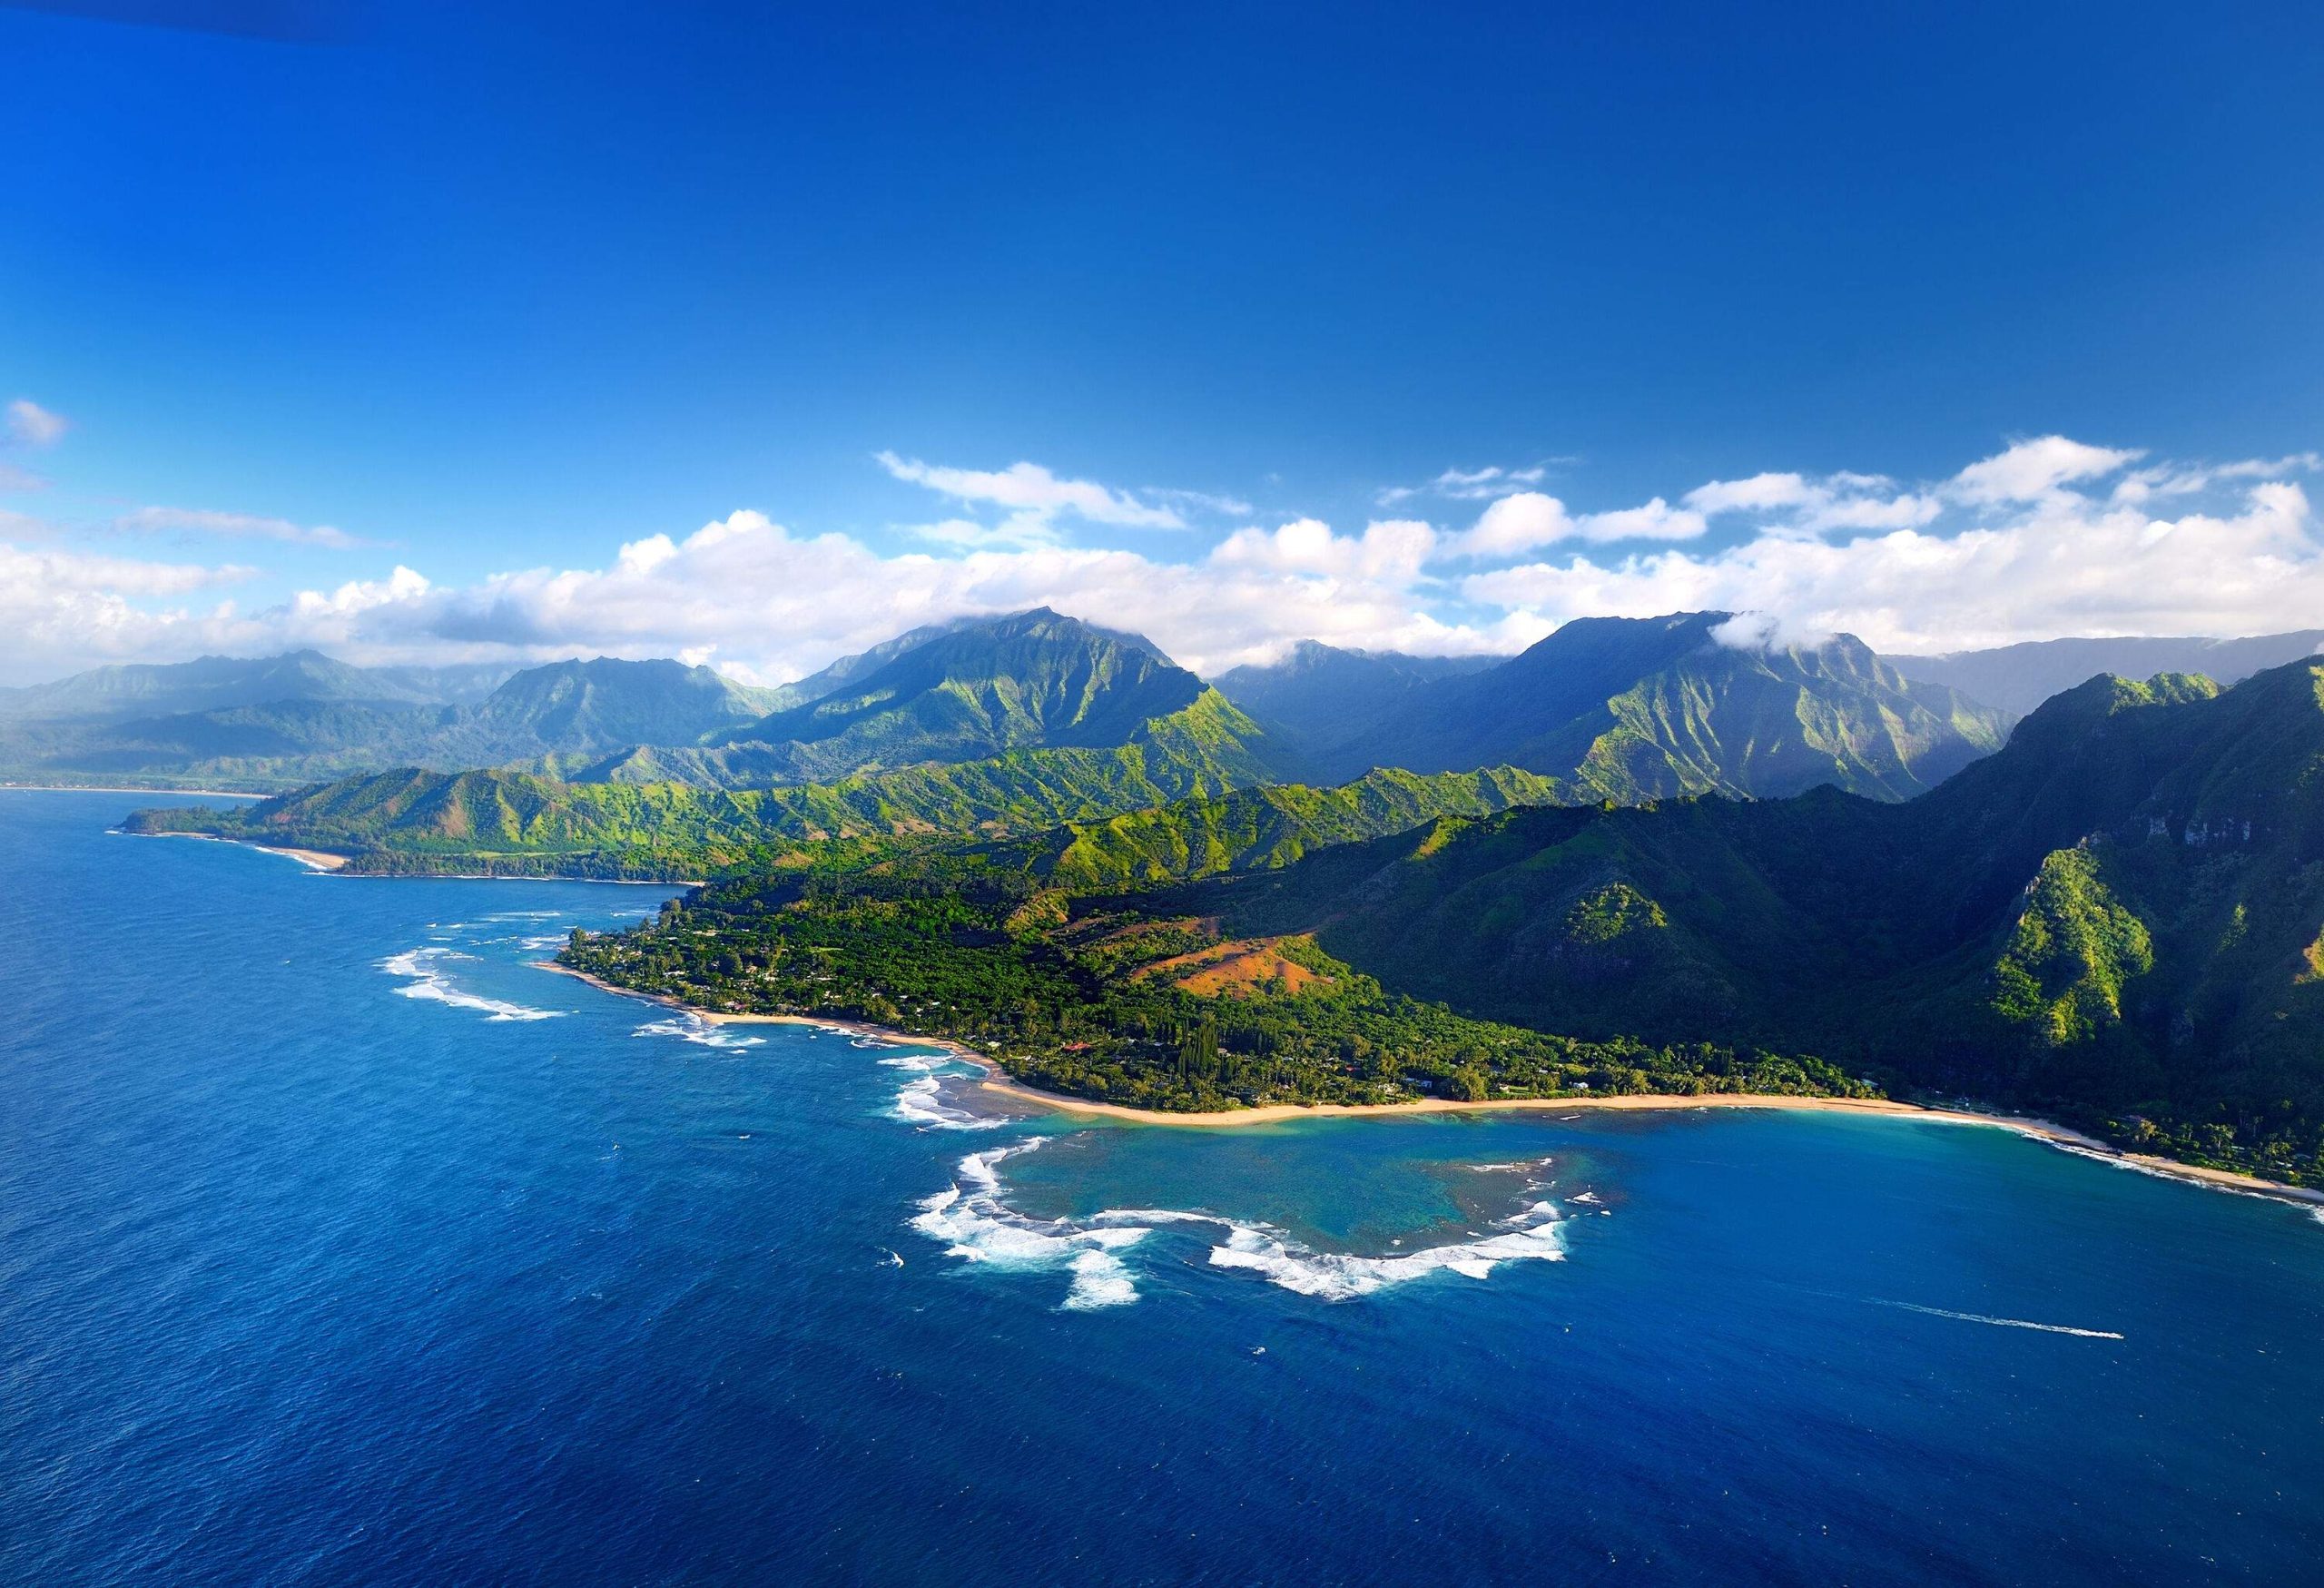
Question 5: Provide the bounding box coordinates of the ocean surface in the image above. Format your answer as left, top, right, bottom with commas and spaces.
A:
5, 791, 2322, 1586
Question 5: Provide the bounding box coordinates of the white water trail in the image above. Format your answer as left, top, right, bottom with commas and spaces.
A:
1866, 1297, 2123, 1340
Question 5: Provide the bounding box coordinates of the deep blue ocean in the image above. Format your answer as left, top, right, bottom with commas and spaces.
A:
5, 791, 2323, 1585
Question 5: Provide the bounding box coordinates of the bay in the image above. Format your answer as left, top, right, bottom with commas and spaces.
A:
5, 792, 2320, 1584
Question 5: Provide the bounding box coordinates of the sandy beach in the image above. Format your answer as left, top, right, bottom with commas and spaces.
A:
532, 960, 2324, 1212
533, 961, 996, 1063
251, 844, 350, 871
124, 830, 349, 872
976, 1084, 2324, 1208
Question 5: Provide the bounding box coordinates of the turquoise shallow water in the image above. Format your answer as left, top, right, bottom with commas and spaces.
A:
5, 791, 2322, 1584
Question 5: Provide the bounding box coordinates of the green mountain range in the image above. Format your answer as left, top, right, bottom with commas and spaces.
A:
43, 609, 2016, 808
537, 654, 2324, 1181
578, 609, 1245, 788
0, 655, 782, 791
0, 649, 513, 720
1221, 612, 2013, 797
1213, 641, 1497, 763
118, 616, 2324, 1180
1888, 627, 2324, 716
121, 609, 2024, 873
124, 683, 1281, 876
1149, 659, 2324, 1172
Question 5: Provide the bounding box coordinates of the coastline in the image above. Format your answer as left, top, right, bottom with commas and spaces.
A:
975, 1085, 2324, 1208
254, 843, 350, 872
531, 961, 995, 1065
5, 783, 265, 799
127, 829, 698, 885
126, 831, 349, 872
529, 960, 2324, 1213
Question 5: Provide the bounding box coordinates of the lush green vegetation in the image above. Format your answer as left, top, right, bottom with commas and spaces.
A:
123, 756, 1574, 882
1164, 664, 2324, 1183
1225, 611, 2012, 798
121, 691, 1289, 877
558, 863, 1876, 1113
106, 618, 2324, 1188
552, 657, 2324, 1183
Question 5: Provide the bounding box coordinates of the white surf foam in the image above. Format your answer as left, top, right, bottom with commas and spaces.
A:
883, 1053, 1005, 1130
911, 1143, 1567, 1307
2048, 1140, 2317, 1213
1866, 1297, 2122, 1340
380, 947, 563, 1021
911, 1140, 1152, 1308
633, 1015, 765, 1050
1206, 1198, 1566, 1299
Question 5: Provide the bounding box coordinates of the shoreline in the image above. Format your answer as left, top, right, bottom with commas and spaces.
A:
255, 843, 350, 872
975, 1085, 2324, 1208
530, 961, 2324, 1213
5, 783, 266, 799
530, 961, 996, 1064
126, 829, 698, 885
125, 831, 348, 872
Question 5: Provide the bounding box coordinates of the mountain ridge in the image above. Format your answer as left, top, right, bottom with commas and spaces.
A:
1889, 628, 2324, 716
1228, 612, 2012, 798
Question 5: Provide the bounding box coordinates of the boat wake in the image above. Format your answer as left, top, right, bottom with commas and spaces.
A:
380, 947, 562, 1021
1866, 1297, 2123, 1340
911, 1139, 1567, 1307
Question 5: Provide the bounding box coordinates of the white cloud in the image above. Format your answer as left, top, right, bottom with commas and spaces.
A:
116, 506, 370, 550
1948, 435, 2142, 504
5, 399, 68, 449
1379, 463, 1551, 505
1448, 492, 1572, 557
1148, 486, 1256, 518
1684, 472, 1816, 515
1209, 517, 1436, 583
1684, 469, 1940, 536
9, 433, 2324, 690
1579, 497, 1707, 543
1441, 491, 1707, 558
906, 513, 1065, 551
0, 542, 259, 683
0, 462, 46, 492
876, 452, 1185, 529
1709, 610, 1835, 652
1462, 477, 2322, 655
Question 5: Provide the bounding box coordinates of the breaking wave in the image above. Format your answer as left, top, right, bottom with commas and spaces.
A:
910, 1141, 1568, 1307
380, 947, 562, 1021
911, 1141, 1150, 1308
2049, 1141, 2318, 1216
634, 1015, 765, 1050
1206, 1200, 1566, 1299
884, 1053, 1005, 1130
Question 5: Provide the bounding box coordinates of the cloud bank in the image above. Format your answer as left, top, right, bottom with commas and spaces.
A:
3, 434, 2319, 685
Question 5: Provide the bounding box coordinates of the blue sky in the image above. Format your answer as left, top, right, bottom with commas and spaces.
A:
4, 2, 2322, 683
